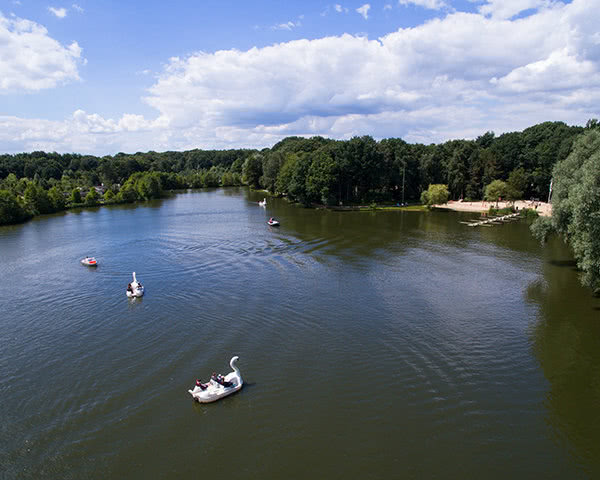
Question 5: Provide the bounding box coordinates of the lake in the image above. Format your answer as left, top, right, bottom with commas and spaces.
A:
1, 188, 599, 479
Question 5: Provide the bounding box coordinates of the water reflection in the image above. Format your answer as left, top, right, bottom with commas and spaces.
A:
527, 236, 600, 477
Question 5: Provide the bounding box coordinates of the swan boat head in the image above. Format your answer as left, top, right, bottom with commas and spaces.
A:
225, 356, 242, 384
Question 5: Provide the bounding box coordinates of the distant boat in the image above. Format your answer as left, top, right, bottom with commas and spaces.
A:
267, 217, 280, 227
258, 198, 267, 207
126, 272, 144, 297
81, 256, 98, 266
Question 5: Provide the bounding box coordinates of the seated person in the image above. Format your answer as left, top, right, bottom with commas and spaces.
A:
211, 372, 233, 387
195, 379, 208, 390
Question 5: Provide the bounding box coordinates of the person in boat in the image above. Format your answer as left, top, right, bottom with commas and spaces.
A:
127, 283, 133, 293
195, 379, 208, 390
211, 372, 233, 387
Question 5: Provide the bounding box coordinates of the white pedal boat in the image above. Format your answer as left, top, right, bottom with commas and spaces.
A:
81, 256, 98, 266
188, 356, 243, 403
126, 272, 144, 297
258, 198, 267, 207
267, 217, 280, 227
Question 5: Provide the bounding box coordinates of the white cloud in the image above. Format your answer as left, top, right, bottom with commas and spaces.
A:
137, 0, 600, 149
2, 0, 599, 154
398, 0, 448, 9
0, 13, 83, 92
356, 4, 371, 19
272, 20, 301, 31
334, 4, 349, 13
48, 7, 67, 18
491, 48, 598, 93
72, 4, 84, 13
0, 111, 170, 154
479, 0, 553, 20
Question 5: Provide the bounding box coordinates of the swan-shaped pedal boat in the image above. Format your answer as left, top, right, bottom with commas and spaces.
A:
258, 198, 267, 207
267, 217, 280, 227
81, 256, 98, 266
188, 356, 243, 403
126, 272, 144, 297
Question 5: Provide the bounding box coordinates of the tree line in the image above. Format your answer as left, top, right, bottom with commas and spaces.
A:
1, 121, 594, 224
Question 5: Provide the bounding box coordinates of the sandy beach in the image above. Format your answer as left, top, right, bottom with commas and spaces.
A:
434, 200, 552, 217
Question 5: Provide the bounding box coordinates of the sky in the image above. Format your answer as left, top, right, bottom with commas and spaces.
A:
0, 0, 598, 155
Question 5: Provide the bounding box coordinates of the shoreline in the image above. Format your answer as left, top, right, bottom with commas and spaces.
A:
433, 200, 552, 217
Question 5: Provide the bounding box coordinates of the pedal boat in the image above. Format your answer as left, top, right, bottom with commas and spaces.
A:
126, 272, 144, 297
188, 356, 243, 403
81, 256, 98, 266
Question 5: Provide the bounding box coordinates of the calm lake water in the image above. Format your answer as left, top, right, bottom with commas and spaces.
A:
1, 188, 599, 479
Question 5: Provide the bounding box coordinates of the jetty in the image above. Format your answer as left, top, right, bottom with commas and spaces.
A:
460, 212, 521, 227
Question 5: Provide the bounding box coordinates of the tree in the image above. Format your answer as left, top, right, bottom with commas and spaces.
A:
70, 188, 82, 204
531, 129, 600, 292
3, 173, 18, 192
117, 183, 138, 203
306, 150, 338, 205
242, 154, 263, 189
104, 189, 115, 203
446, 140, 475, 199
420, 184, 449, 207
85, 187, 99, 205
476, 131, 495, 148
283, 153, 312, 206
23, 182, 51, 214
262, 151, 285, 193
48, 186, 65, 211
0, 189, 31, 225
507, 167, 529, 200
483, 179, 517, 202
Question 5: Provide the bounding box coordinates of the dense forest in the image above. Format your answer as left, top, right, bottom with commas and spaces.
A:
0, 120, 597, 228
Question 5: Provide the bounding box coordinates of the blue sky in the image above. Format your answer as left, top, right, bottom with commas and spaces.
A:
1, 0, 598, 155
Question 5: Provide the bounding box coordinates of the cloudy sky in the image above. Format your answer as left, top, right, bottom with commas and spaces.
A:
0, 0, 598, 155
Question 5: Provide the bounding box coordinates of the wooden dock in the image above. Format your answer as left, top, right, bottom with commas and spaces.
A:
460, 212, 520, 227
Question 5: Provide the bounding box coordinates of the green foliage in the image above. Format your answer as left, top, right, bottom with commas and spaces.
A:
446, 140, 475, 199
507, 167, 528, 199
70, 188, 82, 204
0, 189, 31, 225
48, 186, 65, 211
484, 179, 518, 202
520, 208, 540, 219
488, 206, 513, 215
275, 153, 297, 195
104, 189, 115, 203
531, 129, 600, 292
306, 150, 338, 205
242, 154, 263, 189
285, 153, 312, 206
117, 183, 138, 203
85, 187, 99, 206
421, 184, 449, 207
23, 182, 52, 214
261, 151, 286, 193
